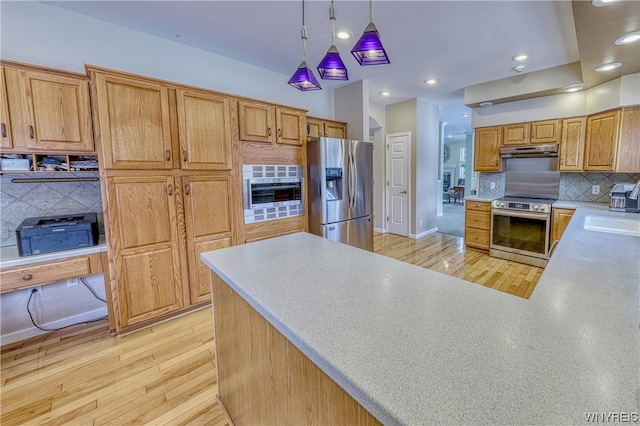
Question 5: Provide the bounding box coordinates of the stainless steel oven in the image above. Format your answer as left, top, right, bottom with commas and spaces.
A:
242, 164, 304, 224
490, 200, 552, 268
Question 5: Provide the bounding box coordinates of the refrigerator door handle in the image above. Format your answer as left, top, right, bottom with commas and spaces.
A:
350, 153, 356, 209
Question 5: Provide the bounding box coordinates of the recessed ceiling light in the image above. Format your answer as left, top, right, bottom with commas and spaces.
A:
478, 101, 493, 107
592, 0, 620, 6
615, 31, 640, 45
512, 65, 525, 73
336, 29, 352, 40
595, 62, 622, 72
380, 92, 391, 96
512, 53, 529, 61
564, 85, 583, 93
425, 78, 439, 85
461, 113, 470, 118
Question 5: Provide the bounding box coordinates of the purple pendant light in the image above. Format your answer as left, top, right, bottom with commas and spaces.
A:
288, 0, 322, 91
351, 0, 390, 65
317, 0, 348, 80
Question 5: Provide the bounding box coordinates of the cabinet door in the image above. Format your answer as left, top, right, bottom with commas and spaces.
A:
106, 176, 185, 328
276, 107, 304, 145
326, 121, 347, 139
474, 126, 502, 171
559, 117, 586, 171
530, 120, 560, 144
183, 175, 233, 304
616, 106, 640, 173
584, 110, 620, 171
502, 123, 529, 146
0, 67, 12, 149
20, 70, 93, 152
238, 100, 274, 143
306, 117, 323, 138
93, 73, 173, 169
551, 208, 575, 246
177, 89, 232, 170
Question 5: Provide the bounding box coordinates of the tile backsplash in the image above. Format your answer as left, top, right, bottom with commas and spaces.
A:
1, 173, 103, 247
479, 172, 640, 202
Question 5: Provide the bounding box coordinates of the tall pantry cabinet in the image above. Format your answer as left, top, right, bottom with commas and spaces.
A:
88, 66, 235, 331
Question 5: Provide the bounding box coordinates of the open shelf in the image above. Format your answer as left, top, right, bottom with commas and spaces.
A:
0, 153, 99, 174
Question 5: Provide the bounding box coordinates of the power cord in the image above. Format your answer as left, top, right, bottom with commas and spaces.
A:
26, 278, 108, 332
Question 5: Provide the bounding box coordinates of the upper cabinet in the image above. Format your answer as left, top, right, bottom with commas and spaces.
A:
502, 120, 560, 146
616, 106, 640, 173
306, 116, 347, 139
559, 117, 586, 171
1, 63, 93, 153
0, 67, 13, 149
474, 126, 502, 172
584, 109, 620, 171
237, 99, 305, 146
89, 67, 232, 171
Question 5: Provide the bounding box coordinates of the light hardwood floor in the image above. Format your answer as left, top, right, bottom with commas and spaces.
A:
374, 231, 543, 299
1, 232, 543, 425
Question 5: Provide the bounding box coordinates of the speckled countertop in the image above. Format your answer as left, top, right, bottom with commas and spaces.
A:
201, 204, 639, 425
0, 235, 107, 269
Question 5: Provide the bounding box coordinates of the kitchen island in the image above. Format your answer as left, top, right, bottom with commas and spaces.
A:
201, 204, 639, 425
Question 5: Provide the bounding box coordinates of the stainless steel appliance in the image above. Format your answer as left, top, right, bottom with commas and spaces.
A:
490, 144, 560, 267
307, 137, 374, 251
242, 164, 304, 224
610, 182, 640, 212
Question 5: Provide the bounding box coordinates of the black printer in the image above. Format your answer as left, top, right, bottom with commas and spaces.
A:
16, 213, 100, 257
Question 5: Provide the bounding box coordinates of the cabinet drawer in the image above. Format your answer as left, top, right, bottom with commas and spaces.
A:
466, 201, 491, 212
1, 256, 92, 293
465, 210, 490, 230
465, 228, 490, 250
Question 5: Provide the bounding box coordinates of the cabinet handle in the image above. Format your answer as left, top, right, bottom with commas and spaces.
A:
28, 125, 34, 139
609, 156, 613, 165
165, 150, 171, 161
1, 123, 6, 138
183, 150, 187, 162
268, 127, 271, 137
278, 128, 282, 138
168, 184, 173, 196
185, 184, 190, 195
23, 274, 32, 281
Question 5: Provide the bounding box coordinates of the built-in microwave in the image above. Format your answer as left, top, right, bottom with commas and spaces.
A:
242, 165, 304, 224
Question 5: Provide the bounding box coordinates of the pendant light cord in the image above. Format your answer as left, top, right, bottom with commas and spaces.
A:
301, 0, 308, 61
370, 0, 374, 23
330, 0, 336, 45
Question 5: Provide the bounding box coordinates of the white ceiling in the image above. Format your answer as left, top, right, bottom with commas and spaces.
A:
43, 1, 634, 139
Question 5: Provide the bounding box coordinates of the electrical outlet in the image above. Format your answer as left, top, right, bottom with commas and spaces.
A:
490, 182, 496, 190
28, 286, 43, 294
592, 185, 600, 195
67, 278, 80, 287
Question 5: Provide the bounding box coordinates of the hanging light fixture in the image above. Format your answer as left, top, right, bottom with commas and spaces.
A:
351, 0, 390, 65
288, 0, 322, 91
317, 0, 348, 80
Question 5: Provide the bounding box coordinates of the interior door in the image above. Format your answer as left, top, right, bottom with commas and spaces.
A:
386, 133, 410, 237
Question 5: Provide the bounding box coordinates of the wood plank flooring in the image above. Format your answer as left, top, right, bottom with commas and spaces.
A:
1, 232, 543, 425
374, 231, 543, 299
1, 308, 229, 426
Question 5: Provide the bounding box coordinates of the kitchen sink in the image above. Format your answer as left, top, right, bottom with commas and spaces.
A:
583, 215, 640, 237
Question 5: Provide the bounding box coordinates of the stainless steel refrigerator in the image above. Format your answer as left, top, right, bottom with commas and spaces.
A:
307, 137, 374, 251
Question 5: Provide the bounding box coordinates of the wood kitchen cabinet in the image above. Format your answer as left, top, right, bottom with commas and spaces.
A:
559, 117, 586, 171
474, 126, 502, 172
1, 62, 94, 153
237, 99, 305, 146
464, 200, 491, 251
502, 123, 529, 146
584, 109, 620, 171
551, 207, 575, 247
616, 106, 640, 173
0, 67, 13, 149
530, 120, 561, 144
307, 116, 347, 139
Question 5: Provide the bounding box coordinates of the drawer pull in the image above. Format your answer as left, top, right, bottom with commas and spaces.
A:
23, 274, 32, 281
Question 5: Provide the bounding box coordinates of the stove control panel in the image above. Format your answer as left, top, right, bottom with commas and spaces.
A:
492, 200, 552, 213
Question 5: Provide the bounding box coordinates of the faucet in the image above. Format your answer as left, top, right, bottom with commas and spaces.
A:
630, 180, 640, 200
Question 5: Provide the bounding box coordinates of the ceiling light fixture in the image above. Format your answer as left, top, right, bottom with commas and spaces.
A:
336, 29, 352, 40
351, 0, 390, 65
564, 85, 583, 93
288, 0, 321, 91
592, 0, 620, 6
425, 78, 439, 85
380, 91, 390, 96
317, 0, 348, 80
478, 101, 493, 107
615, 31, 640, 45
512, 65, 525, 73
512, 53, 529, 61
461, 113, 470, 118
595, 62, 622, 72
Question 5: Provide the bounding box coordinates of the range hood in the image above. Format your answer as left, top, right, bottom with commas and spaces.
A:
500, 144, 558, 158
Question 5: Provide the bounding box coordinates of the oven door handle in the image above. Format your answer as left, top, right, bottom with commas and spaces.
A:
491, 209, 550, 220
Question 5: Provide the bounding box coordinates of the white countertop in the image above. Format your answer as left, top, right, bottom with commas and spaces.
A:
200, 205, 639, 425
464, 194, 496, 202
0, 235, 107, 269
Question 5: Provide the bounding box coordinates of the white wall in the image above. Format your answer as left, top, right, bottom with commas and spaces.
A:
415, 99, 440, 235
369, 102, 386, 232
335, 80, 369, 141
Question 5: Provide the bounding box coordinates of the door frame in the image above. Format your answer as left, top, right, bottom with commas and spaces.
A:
385, 131, 412, 236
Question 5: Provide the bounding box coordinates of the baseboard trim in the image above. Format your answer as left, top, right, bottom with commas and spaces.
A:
410, 227, 438, 239
374, 227, 387, 233
1, 307, 108, 346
